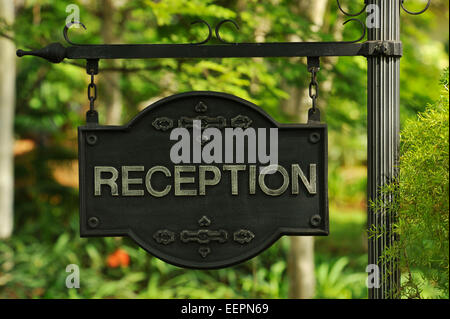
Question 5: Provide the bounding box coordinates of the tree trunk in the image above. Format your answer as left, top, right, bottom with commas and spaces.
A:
285, 0, 329, 299
99, 0, 122, 125
288, 235, 316, 298
0, 0, 16, 238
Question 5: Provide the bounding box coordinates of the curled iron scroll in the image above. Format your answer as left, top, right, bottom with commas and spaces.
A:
190, 19, 212, 45
336, 0, 368, 17
401, 0, 431, 15
63, 21, 87, 46
63, 17, 365, 46
63, 20, 214, 46
215, 19, 240, 44
342, 18, 366, 43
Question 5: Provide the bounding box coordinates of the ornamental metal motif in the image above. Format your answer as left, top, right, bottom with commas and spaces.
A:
153, 229, 176, 245
153, 216, 255, 259
233, 229, 256, 245
152, 117, 174, 131
231, 115, 253, 129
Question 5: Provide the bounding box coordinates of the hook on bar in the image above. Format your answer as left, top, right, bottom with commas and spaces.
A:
63, 21, 87, 46
401, 0, 431, 15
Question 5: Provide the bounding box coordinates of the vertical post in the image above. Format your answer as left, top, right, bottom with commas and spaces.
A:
367, 0, 401, 298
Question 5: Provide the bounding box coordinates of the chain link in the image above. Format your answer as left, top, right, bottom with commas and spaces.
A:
87, 73, 97, 111
308, 68, 319, 110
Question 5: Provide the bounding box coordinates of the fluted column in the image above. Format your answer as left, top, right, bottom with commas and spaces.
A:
367, 0, 401, 299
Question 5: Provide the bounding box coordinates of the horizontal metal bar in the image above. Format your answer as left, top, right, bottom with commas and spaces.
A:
16, 41, 402, 63
67, 42, 366, 59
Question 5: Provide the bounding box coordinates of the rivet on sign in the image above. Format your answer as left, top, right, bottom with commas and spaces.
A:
86, 134, 98, 145
88, 217, 100, 228
309, 132, 320, 144
310, 215, 321, 227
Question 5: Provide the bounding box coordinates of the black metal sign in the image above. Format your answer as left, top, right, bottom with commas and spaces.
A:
79, 91, 328, 269
16, 0, 433, 297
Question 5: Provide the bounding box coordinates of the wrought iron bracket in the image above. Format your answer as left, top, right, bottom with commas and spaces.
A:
16, 40, 402, 63
360, 41, 403, 58
86, 59, 99, 75
307, 57, 320, 71
16, 0, 431, 64
15, 17, 402, 62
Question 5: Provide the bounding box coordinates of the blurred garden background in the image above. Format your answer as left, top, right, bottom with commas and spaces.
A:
0, 0, 448, 299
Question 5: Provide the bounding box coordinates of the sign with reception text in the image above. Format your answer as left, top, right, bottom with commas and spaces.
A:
78, 91, 328, 269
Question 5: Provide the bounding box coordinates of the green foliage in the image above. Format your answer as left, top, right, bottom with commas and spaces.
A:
397, 69, 449, 298
314, 209, 368, 299
0, 209, 291, 298
315, 257, 367, 299
371, 69, 449, 299
0, 199, 367, 298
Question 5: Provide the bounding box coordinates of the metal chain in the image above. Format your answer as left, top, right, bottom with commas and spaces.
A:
306, 57, 321, 123
87, 72, 97, 112
308, 68, 319, 111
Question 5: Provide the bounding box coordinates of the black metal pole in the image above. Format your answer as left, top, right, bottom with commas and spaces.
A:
367, 0, 401, 299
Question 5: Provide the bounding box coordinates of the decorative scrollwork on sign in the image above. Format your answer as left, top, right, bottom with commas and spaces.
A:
179, 116, 227, 129
233, 229, 255, 244
198, 247, 211, 258
152, 217, 256, 258
179, 216, 228, 258
231, 115, 253, 129
153, 229, 176, 245
195, 101, 208, 113
198, 215, 211, 227
152, 117, 174, 131
152, 113, 256, 132
180, 229, 228, 244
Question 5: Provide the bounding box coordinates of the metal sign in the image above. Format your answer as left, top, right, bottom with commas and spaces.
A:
17, 0, 433, 297
79, 91, 328, 269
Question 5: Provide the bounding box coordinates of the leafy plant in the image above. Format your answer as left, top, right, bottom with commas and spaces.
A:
370, 69, 449, 299
315, 257, 367, 299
